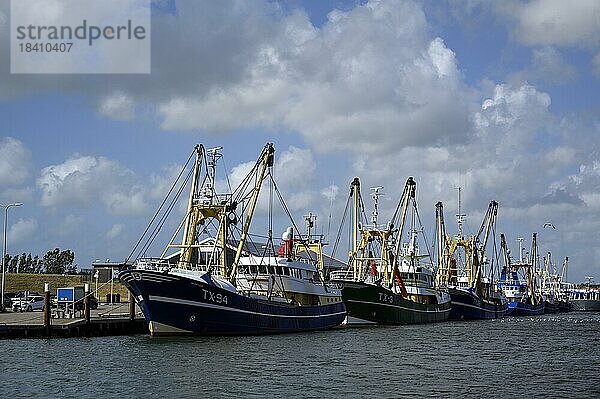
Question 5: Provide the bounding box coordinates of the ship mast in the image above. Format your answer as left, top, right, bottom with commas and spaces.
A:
435, 201, 447, 287
473, 200, 498, 286
455, 186, 466, 239
527, 233, 539, 305
370, 186, 384, 227
178, 145, 204, 266
229, 143, 275, 283
350, 178, 361, 280
516, 237, 524, 263
160, 145, 232, 276
392, 177, 416, 269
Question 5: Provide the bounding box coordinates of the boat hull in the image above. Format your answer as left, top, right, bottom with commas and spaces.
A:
336, 281, 451, 325
544, 300, 571, 314
544, 301, 559, 314
506, 301, 545, 316
571, 300, 600, 311
448, 288, 507, 320
119, 269, 346, 336
558, 300, 572, 313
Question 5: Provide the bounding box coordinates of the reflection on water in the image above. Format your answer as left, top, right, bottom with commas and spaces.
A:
1, 313, 599, 398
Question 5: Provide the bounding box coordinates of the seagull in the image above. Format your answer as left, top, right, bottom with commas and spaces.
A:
543, 223, 556, 229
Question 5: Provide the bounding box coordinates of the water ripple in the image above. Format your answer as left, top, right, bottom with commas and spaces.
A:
1, 313, 599, 398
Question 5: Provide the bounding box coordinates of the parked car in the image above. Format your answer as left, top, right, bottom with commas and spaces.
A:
14, 295, 45, 312
10, 291, 40, 303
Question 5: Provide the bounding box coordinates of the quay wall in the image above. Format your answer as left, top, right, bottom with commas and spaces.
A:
4, 273, 129, 301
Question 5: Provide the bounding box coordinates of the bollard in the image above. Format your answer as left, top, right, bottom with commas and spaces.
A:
43, 283, 51, 337
84, 283, 90, 324
129, 292, 135, 321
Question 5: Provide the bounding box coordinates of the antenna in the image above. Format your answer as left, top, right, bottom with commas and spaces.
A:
304, 212, 316, 240
205, 146, 223, 202
455, 186, 466, 237
370, 186, 384, 227
516, 237, 524, 263
585, 276, 594, 288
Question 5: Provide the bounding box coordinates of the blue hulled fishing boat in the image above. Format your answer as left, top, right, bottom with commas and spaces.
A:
435, 196, 507, 320
119, 144, 345, 336
499, 233, 544, 316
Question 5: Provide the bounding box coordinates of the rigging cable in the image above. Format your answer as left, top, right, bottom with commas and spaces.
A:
326, 190, 351, 275
124, 147, 196, 265
139, 163, 194, 258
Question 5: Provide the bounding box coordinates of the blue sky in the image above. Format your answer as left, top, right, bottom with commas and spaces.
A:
1, 0, 600, 282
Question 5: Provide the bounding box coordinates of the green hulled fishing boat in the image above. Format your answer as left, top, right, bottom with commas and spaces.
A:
329, 177, 451, 325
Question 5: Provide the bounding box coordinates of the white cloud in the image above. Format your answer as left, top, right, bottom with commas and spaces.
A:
500, 0, 600, 48
148, 163, 185, 200
321, 184, 339, 203
542, 146, 577, 169
37, 155, 148, 215
529, 47, 577, 84
59, 214, 85, 237
347, 82, 559, 227
106, 224, 125, 240
105, 190, 149, 216
0, 137, 31, 186
98, 92, 135, 121
274, 146, 315, 189
158, 0, 472, 154
227, 161, 257, 193
7, 218, 38, 245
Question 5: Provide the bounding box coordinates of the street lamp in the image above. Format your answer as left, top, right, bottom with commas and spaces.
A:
1, 202, 23, 311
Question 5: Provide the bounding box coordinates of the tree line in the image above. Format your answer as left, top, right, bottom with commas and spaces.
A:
2, 248, 80, 275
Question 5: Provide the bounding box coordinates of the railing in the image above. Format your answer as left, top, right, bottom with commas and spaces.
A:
329, 270, 354, 281
132, 258, 218, 274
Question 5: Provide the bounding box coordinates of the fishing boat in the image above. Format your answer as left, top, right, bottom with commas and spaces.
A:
540, 253, 571, 313
570, 277, 600, 311
329, 177, 451, 325
119, 144, 346, 336
498, 233, 544, 316
435, 197, 508, 320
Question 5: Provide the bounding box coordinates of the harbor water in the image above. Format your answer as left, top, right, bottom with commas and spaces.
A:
1, 312, 599, 398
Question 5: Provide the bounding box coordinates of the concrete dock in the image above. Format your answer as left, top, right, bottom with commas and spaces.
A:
0, 303, 148, 339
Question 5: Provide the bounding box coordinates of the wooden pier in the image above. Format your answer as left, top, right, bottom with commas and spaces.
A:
0, 302, 148, 339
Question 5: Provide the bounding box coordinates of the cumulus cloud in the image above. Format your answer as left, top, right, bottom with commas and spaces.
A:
498, 0, 600, 48
321, 184, 339, 203
346, 82, 560, 229
529, 47, 578, 84
274, 146, 315, 189
106, 224, 125, 240
7, 218, 38, 245
0, 137, 32, 186
1, 1, 473, 155
98, 92, 135, 121
37, 155, 148, 215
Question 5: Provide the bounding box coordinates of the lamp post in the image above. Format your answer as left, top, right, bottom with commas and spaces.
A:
1, 202, 23, 311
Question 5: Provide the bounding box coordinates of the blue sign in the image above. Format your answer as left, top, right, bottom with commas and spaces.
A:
57, 288, 74, 302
